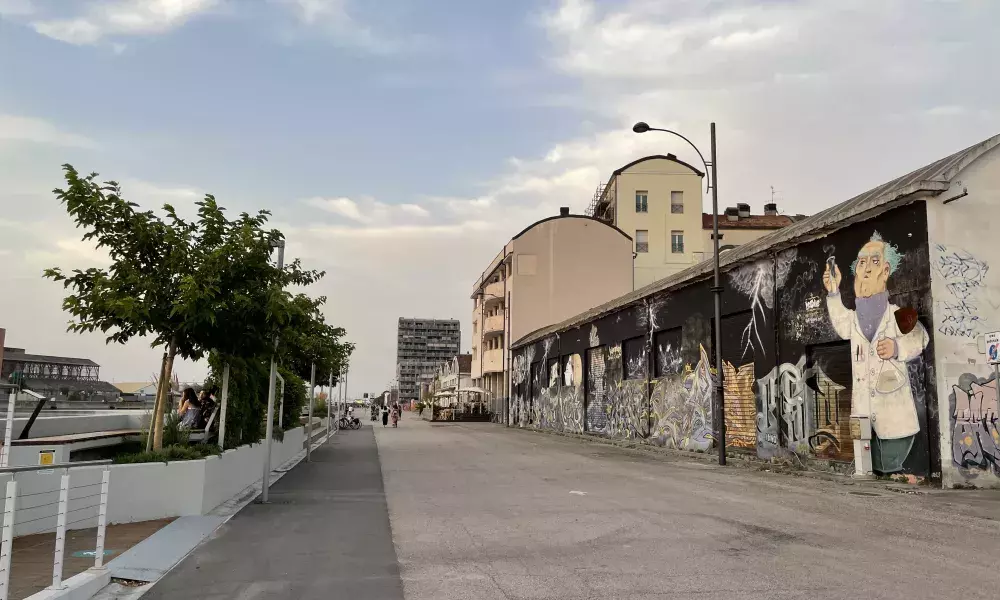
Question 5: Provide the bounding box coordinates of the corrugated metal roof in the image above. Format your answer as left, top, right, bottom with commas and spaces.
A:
3, 352, 99, 367
515, 132, 1000, 348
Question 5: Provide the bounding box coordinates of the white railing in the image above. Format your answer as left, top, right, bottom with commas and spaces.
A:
0, 460, 112, 600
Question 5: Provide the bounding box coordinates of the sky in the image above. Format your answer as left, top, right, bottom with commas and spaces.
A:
1, 0, 998, 396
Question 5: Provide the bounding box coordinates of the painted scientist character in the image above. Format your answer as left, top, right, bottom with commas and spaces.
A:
822, 232, 929, 473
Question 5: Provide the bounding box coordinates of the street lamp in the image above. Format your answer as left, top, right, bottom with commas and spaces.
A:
632, 121, 726, 466
261, 237, 285, 503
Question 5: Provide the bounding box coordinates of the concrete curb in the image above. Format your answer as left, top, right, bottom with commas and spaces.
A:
87, 430, 334, 600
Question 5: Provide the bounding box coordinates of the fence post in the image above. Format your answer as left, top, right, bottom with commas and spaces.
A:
1, 392, 15, 468
50, 472, 70, 590
93, 469, 111, 569
0, 479, 17, 600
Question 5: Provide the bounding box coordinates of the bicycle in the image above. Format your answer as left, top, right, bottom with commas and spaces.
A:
338, 415, 361, 430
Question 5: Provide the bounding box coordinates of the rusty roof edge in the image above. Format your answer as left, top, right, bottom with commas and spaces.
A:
512, 181, 947, 349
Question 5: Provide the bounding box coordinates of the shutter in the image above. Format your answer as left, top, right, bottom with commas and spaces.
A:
586, 347, 608, 433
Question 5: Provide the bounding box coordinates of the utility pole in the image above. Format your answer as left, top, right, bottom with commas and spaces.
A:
709, 123, 726, 466
261, 239, 285, 503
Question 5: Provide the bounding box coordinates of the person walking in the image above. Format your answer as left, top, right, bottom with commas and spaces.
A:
391, 405, 400, 428
381, 404, 389, 428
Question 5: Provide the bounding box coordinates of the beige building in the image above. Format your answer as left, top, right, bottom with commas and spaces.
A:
588, 155, 799, 288
470, 208, 634, 418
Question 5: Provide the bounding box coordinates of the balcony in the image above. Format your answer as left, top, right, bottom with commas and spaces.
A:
483, 279, 505, 304
483, 314, 505, 336
482, 349, 504, 374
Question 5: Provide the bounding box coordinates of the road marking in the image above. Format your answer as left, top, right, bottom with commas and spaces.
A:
569, 490, 587, 495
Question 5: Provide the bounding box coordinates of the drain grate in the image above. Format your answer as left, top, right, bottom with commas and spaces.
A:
848, 491, 883, 497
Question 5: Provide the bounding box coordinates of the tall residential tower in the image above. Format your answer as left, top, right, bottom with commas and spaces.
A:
396, 318, 461, 404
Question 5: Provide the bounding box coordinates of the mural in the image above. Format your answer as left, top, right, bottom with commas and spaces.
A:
560, 354, 585, 433
950, 373, 1000, 475
510, 346, 534, 428
728, 252, 796, 358
585, 347, 608, 433
723, 361, 756, 449
823, 232, 929, 473
650, 345, 715, 451
932, 244, 990, 338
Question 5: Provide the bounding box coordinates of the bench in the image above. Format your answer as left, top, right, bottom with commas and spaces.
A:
187, 404, 219, 443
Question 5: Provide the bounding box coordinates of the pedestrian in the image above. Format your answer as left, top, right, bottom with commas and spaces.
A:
381, 404, 389, 427
178, 387, 202, 430
391, 405, 399, 428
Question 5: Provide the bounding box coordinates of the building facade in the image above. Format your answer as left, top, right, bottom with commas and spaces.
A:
396, 318, 461, 404
470, 208, 634, 420
587, 155, 800, 288
511, 133, 1000, 489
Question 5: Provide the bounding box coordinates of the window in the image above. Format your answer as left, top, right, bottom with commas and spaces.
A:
671, 230, 684, 253
670, 191, 684, 213
623, 337, 647, 380
635, 229, 649, 253
547, 358, 560, 387
635, 191, 648, 213
563, 354, 581, 386
654, 328, 683, 378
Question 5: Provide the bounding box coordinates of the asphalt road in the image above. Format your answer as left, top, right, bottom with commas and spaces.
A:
375, 414, 1000, 600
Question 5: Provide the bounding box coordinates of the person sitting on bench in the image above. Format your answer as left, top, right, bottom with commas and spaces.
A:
178, 387, 202, 429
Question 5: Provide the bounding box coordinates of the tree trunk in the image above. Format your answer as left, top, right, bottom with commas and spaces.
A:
152, 338, 178, 451
146, 351, 169, 452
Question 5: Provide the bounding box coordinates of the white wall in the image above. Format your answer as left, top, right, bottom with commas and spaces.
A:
1, 412, 146, 441
927, 141, 1000, 488
0, 424, 314, 537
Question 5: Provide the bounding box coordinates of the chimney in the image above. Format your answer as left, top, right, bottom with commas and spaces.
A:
737, 203, 750, 218
724, 206, 739, 222
764, 202, 778, 216
559, 206, 570, 216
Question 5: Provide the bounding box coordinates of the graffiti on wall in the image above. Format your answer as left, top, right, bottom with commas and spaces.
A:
951, 373, 1000, 475
723, 361, 756, 449
823, 231, 929, 473
650, 345, 715, 451
933, 244, 990, 338
560, 354, 585, 433
756, 357, 808, 455
510, 346, 534, 427
728, 251, 796, 358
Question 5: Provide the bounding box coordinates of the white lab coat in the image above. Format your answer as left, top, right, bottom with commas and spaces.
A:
826, 293, 929, 440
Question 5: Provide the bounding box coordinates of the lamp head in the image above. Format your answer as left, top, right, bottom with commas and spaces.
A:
632, 121, 650, 133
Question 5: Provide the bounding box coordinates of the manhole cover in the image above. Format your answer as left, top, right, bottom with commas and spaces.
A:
848, 491, 883, 497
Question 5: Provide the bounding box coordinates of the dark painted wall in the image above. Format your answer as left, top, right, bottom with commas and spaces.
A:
510, 202, 936, 477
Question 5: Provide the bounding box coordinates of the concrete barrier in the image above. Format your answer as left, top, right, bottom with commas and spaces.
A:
0, 424, 315, 537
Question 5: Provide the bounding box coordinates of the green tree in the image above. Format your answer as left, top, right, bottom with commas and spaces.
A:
45, 165, 320, 449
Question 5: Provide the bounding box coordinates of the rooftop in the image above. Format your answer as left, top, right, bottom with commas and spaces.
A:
701, 213, 803, 229
2, 349, 99, 367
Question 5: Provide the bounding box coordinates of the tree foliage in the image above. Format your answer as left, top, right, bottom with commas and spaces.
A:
44, 165, 348, 449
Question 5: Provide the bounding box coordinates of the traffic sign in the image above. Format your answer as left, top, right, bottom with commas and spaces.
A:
986, 331, 1000, 365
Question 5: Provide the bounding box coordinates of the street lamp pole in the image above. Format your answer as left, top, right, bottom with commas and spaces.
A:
632, 121, 726, 466
261, 238, 285, 503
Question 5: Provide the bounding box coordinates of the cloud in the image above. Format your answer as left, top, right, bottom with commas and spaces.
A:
398, 203, 429, 217
271, 0, 429, 55
29, 0, 219, 45
0, 114, 98, 148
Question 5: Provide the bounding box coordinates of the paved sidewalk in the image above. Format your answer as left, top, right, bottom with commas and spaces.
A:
143, 425, 404, 600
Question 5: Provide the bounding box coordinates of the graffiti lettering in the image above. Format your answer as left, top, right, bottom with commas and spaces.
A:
650, 345, 715, 451
951, 373, 1000, 475
933, 244, 989, 338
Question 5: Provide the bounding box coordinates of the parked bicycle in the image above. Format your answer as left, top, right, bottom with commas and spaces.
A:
338, 415, 361, 430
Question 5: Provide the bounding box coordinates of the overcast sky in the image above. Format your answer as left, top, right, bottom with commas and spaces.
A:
1, 0, 998, 395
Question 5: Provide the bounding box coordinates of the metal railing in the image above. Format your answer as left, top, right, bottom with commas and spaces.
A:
0, 460, 112, 600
